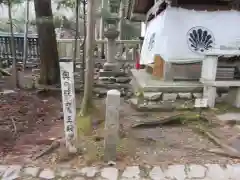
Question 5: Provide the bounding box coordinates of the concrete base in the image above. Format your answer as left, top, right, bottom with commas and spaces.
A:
131, 69, 203, 93
226, 87, 240, 108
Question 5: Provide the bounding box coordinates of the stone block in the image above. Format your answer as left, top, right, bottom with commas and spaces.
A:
186, 164, 207, 179
193, 93, 202, 98
165, 165, 186, 180
144, 92, 162, 101
104, 89, 121, 162
115, 77, 131, 83
0, 165, 8, 176
23, 167, 40, 177
39, 169, 55, 179
217, 113, 240, 123
80, 167, 98, 177
99, 70, 125, 77
122, 166, 140, 179
178, 93, 192, 99
101, 167, 118, 180
206, 164, 228, 180
149, 166, 165, 180
103, 62, 120, 72
2, 165, 22, 180
162, 93, 178, 101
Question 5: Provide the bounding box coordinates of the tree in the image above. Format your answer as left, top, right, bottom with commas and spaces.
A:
7, 0, 18, 86
23, 0, 30, 69
80, 0, 95, 116
73, 0, 80, 71
34, 0, 60, 85
0, 0, 21, 87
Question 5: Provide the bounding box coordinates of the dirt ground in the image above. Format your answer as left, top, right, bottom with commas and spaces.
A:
0, 88, 240, 168
1, 70, 240, 168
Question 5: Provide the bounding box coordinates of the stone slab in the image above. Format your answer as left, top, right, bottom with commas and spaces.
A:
217, 113, 240, 122
129, 98, 195, 112
99, 70, 125, 77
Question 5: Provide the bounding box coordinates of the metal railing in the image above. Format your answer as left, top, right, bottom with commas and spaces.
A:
0, 34, 142, 71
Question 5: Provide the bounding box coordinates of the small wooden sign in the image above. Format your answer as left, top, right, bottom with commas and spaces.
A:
152, 55, 164, 78
194, 98, 208, 108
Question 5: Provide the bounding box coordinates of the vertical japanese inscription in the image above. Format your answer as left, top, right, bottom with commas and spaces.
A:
60, 61, 76, 150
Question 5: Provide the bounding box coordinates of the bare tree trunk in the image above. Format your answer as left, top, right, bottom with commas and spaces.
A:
34, 0, 60, 85
73, 0, 80, 71
8, 0, 18, 88
100, 0, 108, 59
23, 0, 30, 70
81, 0, 86, 83
80, 0, 95, 116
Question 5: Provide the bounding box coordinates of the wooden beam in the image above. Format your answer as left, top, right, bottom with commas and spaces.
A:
170, 0, 178, 6
146, 0, 169, 24
130, 13, 146, 21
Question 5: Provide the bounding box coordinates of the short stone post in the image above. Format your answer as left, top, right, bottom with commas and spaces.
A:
104, 89, 120, 162
201, 55, 218, 108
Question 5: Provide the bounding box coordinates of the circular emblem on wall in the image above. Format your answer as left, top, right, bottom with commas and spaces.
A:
148, 33, 156, 51
187, 26, 215, 53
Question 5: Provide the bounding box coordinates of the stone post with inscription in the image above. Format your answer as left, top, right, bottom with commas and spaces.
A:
104, 89, 120, 162
59, 58, 77, 153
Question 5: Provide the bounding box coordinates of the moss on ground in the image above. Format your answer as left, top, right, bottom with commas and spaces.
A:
76, 115, 92, 136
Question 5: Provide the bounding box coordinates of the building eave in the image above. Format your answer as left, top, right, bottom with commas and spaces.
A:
129, 13, 146, 21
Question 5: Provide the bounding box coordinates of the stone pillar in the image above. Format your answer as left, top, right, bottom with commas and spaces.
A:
118, 0, 124, 55
132, 46, 137, 62
104, 89, 120, 162
103, 27, 120, 71
201, 55, 218, 108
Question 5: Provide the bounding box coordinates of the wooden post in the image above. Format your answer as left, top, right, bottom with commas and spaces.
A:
104, 89, 120, 162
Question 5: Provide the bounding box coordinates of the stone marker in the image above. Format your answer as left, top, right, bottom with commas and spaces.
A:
104, 89, 120, 162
